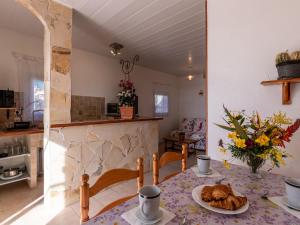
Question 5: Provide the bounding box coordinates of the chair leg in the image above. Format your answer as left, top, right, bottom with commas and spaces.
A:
80, 174, 90, 223
153, 153, 159, 185
137, 157, 144, 191
182, 144, 188, 172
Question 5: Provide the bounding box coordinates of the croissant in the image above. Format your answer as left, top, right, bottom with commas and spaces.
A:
201, 186, 214, 202
209, 195, 247, 210
211, 184, 233, 200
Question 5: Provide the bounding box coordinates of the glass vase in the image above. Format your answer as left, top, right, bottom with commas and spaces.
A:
246, 154, 265, 178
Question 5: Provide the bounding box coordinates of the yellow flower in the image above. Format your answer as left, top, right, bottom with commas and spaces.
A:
258, 153, 268, 160
234, 138, 246, 149
228, 132, 237, 139
255, 134, 270, 146
275, 151, 285, 165
223, 160, 231, 169
271, 112, 292, 125
218, 146, 227, 154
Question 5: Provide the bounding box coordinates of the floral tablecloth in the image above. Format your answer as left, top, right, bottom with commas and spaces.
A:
85, 161, 300, 225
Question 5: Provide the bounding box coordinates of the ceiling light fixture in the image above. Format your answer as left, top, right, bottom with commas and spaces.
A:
109, 42, 123, 56
187, 74, 194, 81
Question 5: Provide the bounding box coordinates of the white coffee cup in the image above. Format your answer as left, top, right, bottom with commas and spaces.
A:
197, 155, 211, 174
285, 178, 300, 209
139, 185, 161, 220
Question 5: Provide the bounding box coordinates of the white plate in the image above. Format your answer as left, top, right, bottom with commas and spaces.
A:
135, 209, 163, 224
282, 196, 300, 211
192, 184, 249, 215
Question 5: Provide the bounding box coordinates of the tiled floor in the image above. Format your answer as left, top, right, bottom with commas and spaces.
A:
1, 153, 198, 225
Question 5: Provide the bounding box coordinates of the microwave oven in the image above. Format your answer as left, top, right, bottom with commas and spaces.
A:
0, 90, 14, 108
107, 103, 119, 115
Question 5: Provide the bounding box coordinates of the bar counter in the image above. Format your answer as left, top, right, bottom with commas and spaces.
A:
0, 117, 162, 137
51, 117, 163, 128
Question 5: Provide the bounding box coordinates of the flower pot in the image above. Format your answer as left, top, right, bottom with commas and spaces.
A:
120, 106, 134, 119
277, 61, 300, 79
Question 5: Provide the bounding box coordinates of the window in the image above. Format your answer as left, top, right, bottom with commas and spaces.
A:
154, 93, 169, 116
33, 79, 44, 110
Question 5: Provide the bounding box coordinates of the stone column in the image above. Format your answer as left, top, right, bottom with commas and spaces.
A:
17, 0, 72, 217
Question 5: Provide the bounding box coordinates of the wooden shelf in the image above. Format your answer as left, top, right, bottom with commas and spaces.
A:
0, 153, 30, 162
0, 108, 16, 110
261, 78, 300, 105
0, 171, 30, 186
0, 128, 43, 137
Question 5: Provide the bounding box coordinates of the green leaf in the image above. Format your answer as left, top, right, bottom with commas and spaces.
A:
215, 123, 236, 132
223, 105, 248, 139
240, 118, 245, 125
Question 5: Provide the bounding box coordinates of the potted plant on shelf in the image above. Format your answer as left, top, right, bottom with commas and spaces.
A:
276, 50, 300, 79
117, 79, 136, 119
216, 106, 300, 176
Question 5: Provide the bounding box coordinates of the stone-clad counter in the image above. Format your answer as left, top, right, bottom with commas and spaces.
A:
46, 117, 162, 206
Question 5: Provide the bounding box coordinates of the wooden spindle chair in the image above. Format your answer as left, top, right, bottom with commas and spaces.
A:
153, 144, 187, 185
80, 157, 144, 223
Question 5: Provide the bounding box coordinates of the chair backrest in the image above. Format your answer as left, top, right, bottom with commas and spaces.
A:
80, 157, 144, 223
153, 144, 187, 185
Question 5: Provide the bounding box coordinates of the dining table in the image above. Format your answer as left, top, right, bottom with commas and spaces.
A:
84, 160, 300, 225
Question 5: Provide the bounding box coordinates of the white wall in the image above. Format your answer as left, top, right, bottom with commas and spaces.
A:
71, 48, 179, 139
0, 28, 43, 91
178, 76, 205, 121
207, 0, 300, 177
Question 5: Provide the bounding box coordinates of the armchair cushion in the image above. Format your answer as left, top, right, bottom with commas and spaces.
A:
179, 118, 194, 132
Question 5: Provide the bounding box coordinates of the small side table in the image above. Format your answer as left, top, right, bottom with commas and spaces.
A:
164, 136, 199, 154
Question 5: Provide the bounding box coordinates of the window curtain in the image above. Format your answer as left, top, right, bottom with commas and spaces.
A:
12, 52, 43, 122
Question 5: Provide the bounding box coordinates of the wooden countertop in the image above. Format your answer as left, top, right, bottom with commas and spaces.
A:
51, 117, 163, 128
0, 128, 43, 137
0, 117, 162, 137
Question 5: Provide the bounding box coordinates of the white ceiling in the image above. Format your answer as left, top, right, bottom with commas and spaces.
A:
0, 0, 206, 77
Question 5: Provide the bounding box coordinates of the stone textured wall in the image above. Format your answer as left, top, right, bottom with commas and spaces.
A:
48, 121, 159, 205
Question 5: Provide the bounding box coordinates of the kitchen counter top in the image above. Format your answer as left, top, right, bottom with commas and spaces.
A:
0, 128, 43, 137
51, 117, 163, 128
0, 117, 163, 137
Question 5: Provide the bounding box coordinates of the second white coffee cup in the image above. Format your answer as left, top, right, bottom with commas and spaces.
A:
138, 185, 161, 220
197, 155, 211, 174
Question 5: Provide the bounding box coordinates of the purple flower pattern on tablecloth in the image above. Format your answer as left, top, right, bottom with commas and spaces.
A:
84, 161, 300, 225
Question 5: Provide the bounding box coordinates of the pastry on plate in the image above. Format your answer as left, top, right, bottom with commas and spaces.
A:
209, 195, 247, 210
201, 186, 214, 202
200, 184, 247, 211
211, 184, 233, 200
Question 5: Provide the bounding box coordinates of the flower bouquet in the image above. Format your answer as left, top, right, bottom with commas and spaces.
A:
117, 79, 137, 119
217, 106, 300, 174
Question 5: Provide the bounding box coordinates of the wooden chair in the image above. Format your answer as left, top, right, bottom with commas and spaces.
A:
153, 144, 187, 185
80, 158, 144, 223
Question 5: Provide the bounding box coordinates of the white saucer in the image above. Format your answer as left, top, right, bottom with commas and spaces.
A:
282, 196, 300, 211
199, 169, 213, 175
135, 209, 163, 225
